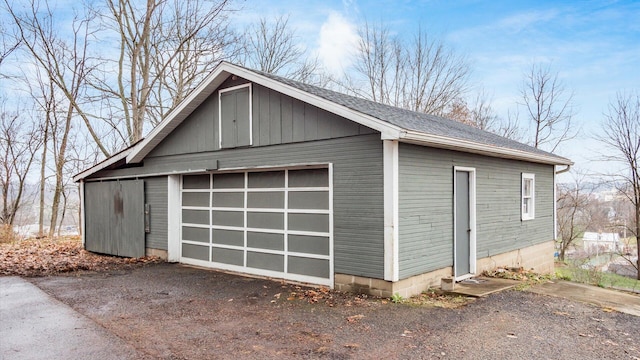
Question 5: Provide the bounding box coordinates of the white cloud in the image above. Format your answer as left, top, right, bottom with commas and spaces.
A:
494, 9, 559, 34
317, 11, 359, 76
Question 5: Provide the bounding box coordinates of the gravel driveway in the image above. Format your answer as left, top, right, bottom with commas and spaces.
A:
29, 263, 639, 360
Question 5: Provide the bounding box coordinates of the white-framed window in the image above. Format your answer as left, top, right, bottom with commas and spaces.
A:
219, 83, 252, 149
521, 173, 535, 220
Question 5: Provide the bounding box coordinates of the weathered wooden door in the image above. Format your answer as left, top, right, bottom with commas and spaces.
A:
84, 180, 145, 257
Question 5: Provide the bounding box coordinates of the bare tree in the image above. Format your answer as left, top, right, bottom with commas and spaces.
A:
600, 92, 640, 278
520, 63, 576, 152
347, 21, 470, 117
0, 100, 42, 226
240, 16, 310, 75
5, 0, 108, 157
0, 23, 21, 70
90, 0, 237, 145
444, 89, 522, 141
6, 0, 94, 237
149, 0, 238, 122
556, 172, 596, 260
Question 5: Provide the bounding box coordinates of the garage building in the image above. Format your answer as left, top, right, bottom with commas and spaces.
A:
75, 62, 572, 297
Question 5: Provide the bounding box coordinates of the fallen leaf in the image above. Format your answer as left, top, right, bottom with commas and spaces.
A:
346, 314, 365, 323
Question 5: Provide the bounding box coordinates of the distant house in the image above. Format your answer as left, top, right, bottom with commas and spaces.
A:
74, 62, 572, 298
582, 232, 620, 253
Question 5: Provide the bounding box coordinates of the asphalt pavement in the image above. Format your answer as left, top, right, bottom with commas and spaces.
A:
529, 279, 640, 317
0, 277, 141, 360
1, 274, 638, 359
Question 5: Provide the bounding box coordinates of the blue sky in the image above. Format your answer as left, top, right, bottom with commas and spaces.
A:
237, 0, 640, 178
2, 0, 638, 179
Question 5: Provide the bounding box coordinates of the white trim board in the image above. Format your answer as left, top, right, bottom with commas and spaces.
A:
383, 140, 399, 281
167, 175, 181, 262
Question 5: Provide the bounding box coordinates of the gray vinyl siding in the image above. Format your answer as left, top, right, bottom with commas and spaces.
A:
398, 143, 555, 279
148, 81, 376, 158
144, 176, 168, 250
92, 134, 384, 279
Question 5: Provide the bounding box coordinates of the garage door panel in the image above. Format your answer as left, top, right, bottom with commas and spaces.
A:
247, 191, 284, 208
212, 192, 244, 207
289, 191, 329, 210
182, 209, 209, 225
247, 212, 284, 230
289, 256, 330, 278
288, 213, 330, 233
212, 229, 244, 246
247, 232, 284, 251
248, 171, 285, 188
181, 168, 332, 286
182, 226, 209, 243
182, 192, 210, 207
212, 210, 244, 227
182, 243, 209, 261
212, 248, 244, 266
183, 174, 210, 189
247, 252, 284, 272
213, 173, 244, 189
289, 169, 328, 187
288, 234, 329, 255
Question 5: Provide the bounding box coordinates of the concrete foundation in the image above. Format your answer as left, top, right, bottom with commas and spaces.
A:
145, 248, 168, 260
476, 240, 555, 275
335, 240, 555, 298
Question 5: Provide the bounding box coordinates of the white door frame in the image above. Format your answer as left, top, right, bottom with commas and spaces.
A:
167, 175, 181, 262
453, 166, 477, 281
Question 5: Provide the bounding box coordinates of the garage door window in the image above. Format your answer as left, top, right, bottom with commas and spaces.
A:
180, 167, 332, 286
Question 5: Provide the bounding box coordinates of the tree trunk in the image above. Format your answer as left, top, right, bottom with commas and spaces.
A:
38, 119, 49, 238
48, 106, 72, 238
57, 189, 67, 238
77, 183, 82, 237
636, 204, 640, 280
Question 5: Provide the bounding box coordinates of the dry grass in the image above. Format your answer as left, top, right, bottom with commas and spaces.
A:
401, 289, 472, 308
0, 224, 21, 244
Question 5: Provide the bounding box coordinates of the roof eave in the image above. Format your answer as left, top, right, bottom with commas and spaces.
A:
400, 130, 573, 166
73, 147, 133, 182
126, 64, 233, 164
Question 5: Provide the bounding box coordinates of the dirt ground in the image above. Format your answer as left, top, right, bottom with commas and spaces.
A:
28, 263, 640, 360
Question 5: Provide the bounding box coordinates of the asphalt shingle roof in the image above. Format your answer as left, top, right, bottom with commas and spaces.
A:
255, 69, 566, 161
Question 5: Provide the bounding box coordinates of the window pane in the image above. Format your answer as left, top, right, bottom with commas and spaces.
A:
523, 179, 531, 196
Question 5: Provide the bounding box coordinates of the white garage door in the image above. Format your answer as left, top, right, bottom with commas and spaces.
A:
180, 167, 333, 286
